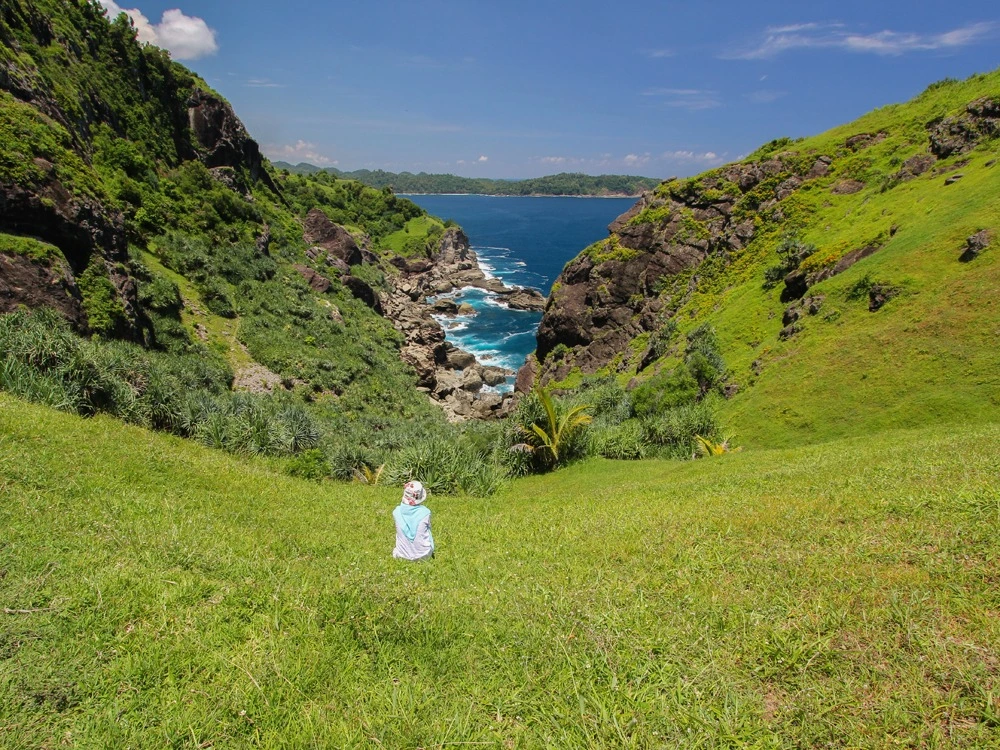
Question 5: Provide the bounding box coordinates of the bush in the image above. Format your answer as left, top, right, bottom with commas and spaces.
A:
641, 402, 719, 458
632, 367, 700, 416
763, 235, 816, 290
286, 448, 331, 481
590, 421, 647, 460
0, 308, 313, 458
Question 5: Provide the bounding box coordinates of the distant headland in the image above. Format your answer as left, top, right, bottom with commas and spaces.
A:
272, 163, 661, 197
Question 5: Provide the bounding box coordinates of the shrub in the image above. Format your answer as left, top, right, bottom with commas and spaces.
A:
641, 402, 719, 458
763, 235, 816, 290
77, 256, 127, 335
632, 367, 700, 416
286, 448, 331, 481
590, 421, 647, 460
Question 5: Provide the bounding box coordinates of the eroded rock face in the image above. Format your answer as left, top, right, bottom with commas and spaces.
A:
928, 97, 1000, 158
188, 90, 278, 193
0, 170, 139, 335
534, 154, 819, 376
0, 252, 86, 327
303, 209, 364, 267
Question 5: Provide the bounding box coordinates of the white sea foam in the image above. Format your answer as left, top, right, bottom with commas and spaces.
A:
502, 330, 534, 342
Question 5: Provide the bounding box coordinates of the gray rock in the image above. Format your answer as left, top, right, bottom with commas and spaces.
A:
960, 230, 992, 262
445, 348, 477, 369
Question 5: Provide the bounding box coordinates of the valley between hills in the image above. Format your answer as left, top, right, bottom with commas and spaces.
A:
1, 1, 999, 746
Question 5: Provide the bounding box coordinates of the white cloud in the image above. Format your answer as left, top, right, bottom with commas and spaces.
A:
729, 21, 996, 59
623, 153, 651, 167
641, 48, 674, 59
641, 88, 721, 111
263, 141, 337, 166
661, 150, 725, 165
98, 1, 218, 60
477, 155, 489, 162
540, 156, 568, 165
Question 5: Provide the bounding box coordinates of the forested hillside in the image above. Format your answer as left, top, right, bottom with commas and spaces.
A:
273, 164, 661, 196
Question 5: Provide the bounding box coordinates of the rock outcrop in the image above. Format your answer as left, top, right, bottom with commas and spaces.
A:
303, 209, 364, 267
0, 251, 86, 327
928, 97, 1000, 158
529, 153, 820, 381
188, 90, 278, 193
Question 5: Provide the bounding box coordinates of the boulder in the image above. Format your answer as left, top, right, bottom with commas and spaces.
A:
497, 287, 546, 311
806, 156, 833, 179
302, 209, 363, 266
895, 154, 935, 181
481, 366, 510, 387
445, 348, 477, 369
514, 354, 538, 393
432, 298, 459, 314
293, 264, 331, 293
831, 179, 865, 195
845, 132, 886, 151
960, 230, 992, 262
461, 367, 484, 392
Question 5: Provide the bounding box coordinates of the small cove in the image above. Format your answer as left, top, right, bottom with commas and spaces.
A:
404, 195, 636, 385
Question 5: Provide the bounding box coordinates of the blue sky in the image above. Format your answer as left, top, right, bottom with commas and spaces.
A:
100, 0, 1000, 178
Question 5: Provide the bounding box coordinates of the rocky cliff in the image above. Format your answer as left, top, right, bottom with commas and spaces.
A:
522, 89, 1000, 390
0, 1, 279, 337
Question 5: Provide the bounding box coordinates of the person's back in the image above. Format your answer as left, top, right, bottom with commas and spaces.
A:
392, 480, 434, 561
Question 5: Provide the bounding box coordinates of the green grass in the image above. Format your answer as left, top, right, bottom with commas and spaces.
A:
3, 393, 999, 747
582, 70, 1000, 449
0, 233, 64, 264
380, 215, 446, 257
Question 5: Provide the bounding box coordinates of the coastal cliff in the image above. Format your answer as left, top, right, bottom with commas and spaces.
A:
520, 78, 1000, 446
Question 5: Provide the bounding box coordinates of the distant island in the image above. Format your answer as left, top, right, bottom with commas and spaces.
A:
272, 163, 662, 196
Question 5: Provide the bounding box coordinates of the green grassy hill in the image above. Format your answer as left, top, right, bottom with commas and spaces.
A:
534, 72, 1000, 449
2, 393, 999, 747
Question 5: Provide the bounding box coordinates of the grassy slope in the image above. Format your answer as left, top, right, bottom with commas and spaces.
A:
3, 393, 999, 747
594, 72, 1000, 448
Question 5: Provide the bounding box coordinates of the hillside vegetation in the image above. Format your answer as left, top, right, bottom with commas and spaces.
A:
2, 395, 999, 746
531, 72, 1000, 448
273, 164, 661, 197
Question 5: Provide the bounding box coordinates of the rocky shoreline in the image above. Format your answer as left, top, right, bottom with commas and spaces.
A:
299, 210, 546, 420
381, 228, 545, 421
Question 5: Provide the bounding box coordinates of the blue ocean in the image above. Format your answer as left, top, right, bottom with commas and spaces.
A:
404, 195, 636, 384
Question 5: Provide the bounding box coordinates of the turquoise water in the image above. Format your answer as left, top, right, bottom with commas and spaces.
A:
405, 195, 636, 383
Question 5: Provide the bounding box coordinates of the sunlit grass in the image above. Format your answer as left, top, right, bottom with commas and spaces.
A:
2, 394, 998, 747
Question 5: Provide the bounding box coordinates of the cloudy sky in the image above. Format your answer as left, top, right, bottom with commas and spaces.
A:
100, 0, 999, 178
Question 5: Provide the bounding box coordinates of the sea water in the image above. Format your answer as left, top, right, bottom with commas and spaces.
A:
404, 195, 636, 389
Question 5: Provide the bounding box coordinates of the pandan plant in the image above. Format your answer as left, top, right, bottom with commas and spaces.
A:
516, 387, 592, 467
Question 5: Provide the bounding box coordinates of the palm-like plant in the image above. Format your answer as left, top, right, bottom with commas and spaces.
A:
523, 388, 592, 465
353, 463, 385, 485
694, 434, 742, 457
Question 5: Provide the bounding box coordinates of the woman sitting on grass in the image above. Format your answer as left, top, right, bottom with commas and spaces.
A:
392, 480, 434, 561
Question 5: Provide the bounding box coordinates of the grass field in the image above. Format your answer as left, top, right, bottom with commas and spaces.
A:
2, 394, 999, 747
